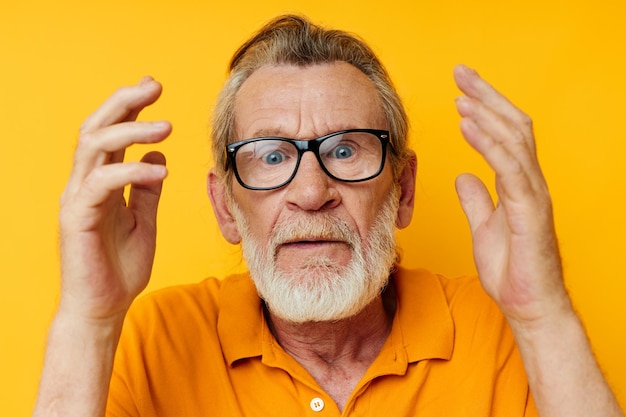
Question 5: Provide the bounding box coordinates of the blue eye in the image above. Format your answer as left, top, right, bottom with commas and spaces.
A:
262, 151, 285, 165
331, 145, 354, 159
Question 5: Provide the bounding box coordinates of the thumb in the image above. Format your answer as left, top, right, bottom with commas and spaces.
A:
128, 151, 167, 226
455, 173, 494, 234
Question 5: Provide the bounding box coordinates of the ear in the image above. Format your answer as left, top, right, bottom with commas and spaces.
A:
395, 151, 417, 229
207, 169, 242, 244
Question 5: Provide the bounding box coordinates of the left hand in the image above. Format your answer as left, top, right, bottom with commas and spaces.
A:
453, 64, 570, 325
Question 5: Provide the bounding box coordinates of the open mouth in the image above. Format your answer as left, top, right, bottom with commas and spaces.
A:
281, 239, 338, 248
280, 236, 348, 247
271, 232, 355, 268
275, 239, 351, 260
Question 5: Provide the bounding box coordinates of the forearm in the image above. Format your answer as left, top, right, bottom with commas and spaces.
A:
33, 312, 125, 417
510, 306, 623, 417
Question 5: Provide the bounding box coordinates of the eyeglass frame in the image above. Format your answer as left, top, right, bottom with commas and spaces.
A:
224, 128, 392, 191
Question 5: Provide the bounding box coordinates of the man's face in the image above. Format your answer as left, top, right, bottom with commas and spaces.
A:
226, 62, 401, 322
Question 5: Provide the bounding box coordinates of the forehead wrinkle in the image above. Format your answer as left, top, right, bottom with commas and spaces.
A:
235, 90, 304, 141
234, 62, 387, 141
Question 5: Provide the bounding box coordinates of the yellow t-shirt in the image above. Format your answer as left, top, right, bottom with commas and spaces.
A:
107, 267, 537, 416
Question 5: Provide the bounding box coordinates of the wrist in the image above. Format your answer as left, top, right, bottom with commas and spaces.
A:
52, 305, 127, 339
56, 284, 135, 322
500, 279, 573, 331
507, 301, 579, 344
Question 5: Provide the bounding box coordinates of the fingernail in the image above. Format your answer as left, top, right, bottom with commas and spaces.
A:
460, 117, 478, 133
455, 96, 472, 111
461, 64, 478, 76
152, 120, 171, 130
151, 164, 168, 176
139, 76, 154, 86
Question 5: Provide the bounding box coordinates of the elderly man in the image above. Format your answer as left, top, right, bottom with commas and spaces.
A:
34, 15, 622, 417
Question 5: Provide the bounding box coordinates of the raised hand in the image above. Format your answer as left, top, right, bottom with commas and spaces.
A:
58, 77, 171, 320
453, 64, 625, 417
34, 78, 172, 417
453, 65, 569, 324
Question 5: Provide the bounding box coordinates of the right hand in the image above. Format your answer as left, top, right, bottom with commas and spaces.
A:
58, 77, 171, 320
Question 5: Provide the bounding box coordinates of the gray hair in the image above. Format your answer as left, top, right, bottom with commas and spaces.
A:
211, 14, 410, 182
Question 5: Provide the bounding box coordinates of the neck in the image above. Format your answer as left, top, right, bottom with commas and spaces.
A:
265, 283, 396, 411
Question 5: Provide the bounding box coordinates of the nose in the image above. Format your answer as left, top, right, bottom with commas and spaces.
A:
285, 151, 340, 212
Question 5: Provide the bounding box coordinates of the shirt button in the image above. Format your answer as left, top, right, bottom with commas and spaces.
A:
310, 397, 325, 412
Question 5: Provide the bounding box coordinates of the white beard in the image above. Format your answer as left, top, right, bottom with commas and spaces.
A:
230, 185, 400, 324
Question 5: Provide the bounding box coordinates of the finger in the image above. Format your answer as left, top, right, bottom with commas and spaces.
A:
78, 161, 168, 211
128, 152, 167, 230
80, 77, 163, 134
68, 120, 171, 191
453, 64, 534, 150
455, 95, 537, 172
458, 117, 536, 202
455, 173, 494, 234
102, 78, 160, 172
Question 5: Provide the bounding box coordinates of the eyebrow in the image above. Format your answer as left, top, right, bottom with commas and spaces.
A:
250, 129, 285, 138
249, 126, 364, 140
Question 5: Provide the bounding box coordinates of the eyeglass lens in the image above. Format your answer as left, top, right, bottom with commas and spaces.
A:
234, 131, 384, 189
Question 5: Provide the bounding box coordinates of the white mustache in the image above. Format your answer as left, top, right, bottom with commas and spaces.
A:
269, 214, 358, 256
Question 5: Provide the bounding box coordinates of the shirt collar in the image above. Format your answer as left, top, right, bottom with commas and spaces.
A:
391, 266, 454, 363
217, 266, 454, 366
218, 272, 265, 366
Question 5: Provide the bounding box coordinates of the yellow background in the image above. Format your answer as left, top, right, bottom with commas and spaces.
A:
1, 0, 625, 414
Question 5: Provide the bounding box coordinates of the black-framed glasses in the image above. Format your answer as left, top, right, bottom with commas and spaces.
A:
225, 129, 391, 190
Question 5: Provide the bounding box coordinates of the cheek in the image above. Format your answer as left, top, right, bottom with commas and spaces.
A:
341, 195, 382, 241
343, 179, 395, 236
232, 190, 282, 242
